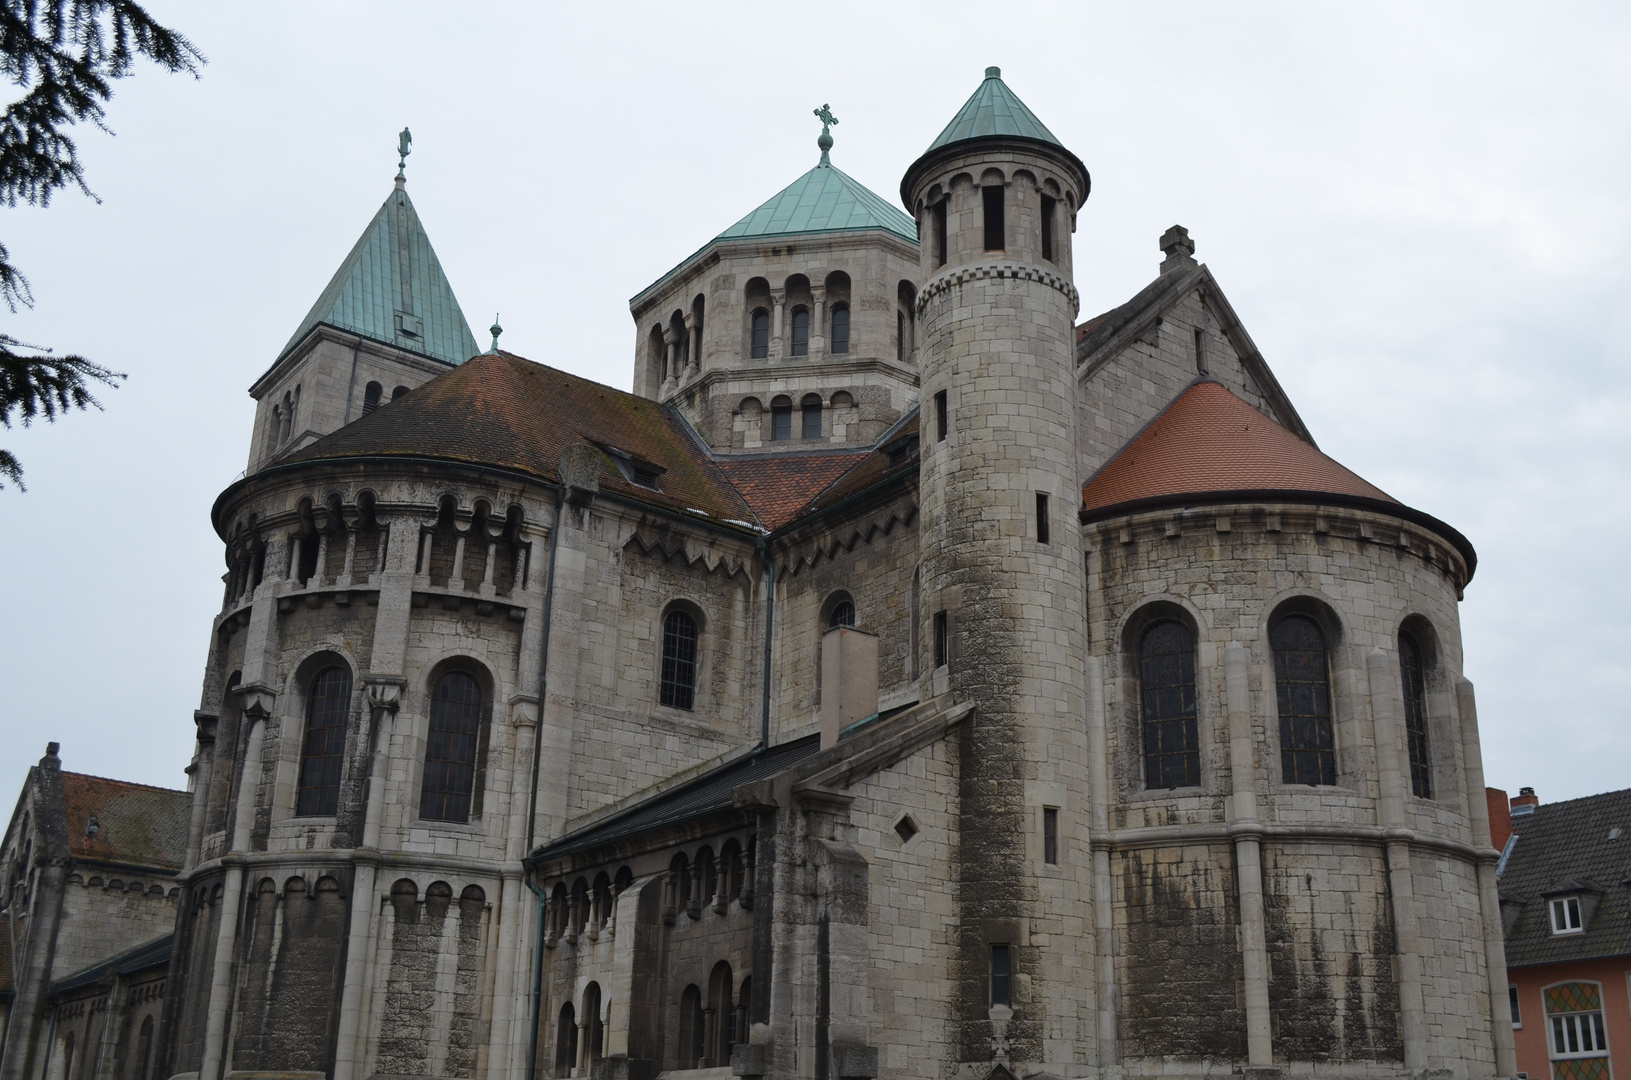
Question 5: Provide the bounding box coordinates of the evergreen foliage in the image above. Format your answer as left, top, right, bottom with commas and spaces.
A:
0, 0, 202, 489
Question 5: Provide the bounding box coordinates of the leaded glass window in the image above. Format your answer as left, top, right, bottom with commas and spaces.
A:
831, 304, 850, 354
296, 666, 351, 816
420, 671, 483, 822
1140, 620, 1200, 789
1272, 615, 1336, 785
1399, 630, 1432, 798
1546, 982, 1610, 1080
790, 308, 810, 357
750, 310, 770, 359
661, 610, 699, 710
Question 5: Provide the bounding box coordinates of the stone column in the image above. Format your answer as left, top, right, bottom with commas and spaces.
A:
1457, 677, 1519, 1077
1367, 648, 1427, 1070
1225, 642, 1273, 1066
810, 290, 826, 362
485, 700, 539, 1080
770, 293, 786, 361
184, 714, 218, 871
684, 312, 701, 379
1085, 655, 1117, 1066
661, 327, 677, 395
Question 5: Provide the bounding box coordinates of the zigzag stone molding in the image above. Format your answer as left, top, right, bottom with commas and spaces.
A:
917, 262, 1080, 316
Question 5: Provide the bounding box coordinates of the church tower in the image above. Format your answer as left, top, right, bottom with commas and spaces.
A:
901, 68, 1095, 1064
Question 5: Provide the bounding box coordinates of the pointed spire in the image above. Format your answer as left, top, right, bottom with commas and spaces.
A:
487, 315, 503, 355
395, 126, 412, 189
814, 103, 838, 166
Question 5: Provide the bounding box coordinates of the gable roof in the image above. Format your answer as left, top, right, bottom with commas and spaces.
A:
59, 773, 189, 872
1499, 788, 1631, 967
925, 67, 1063, 153
278, 182, 480, 367
712, 451, 871, 531
718, 160, 918, 244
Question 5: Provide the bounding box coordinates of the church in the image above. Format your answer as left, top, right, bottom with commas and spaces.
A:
1, 69, 1517, 1080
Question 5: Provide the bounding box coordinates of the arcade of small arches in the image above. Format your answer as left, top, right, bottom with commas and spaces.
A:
912, 164, 1078, 271
735, 389, 859, 444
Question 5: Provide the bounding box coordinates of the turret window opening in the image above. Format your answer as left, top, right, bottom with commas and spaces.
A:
935, 390, 948, 442
750, 309, 770, 360
790, 307, 810, 357
897, 311, 906, 363
419, 670, 486, 823
1194, 328, 1208, 375
830, 303, 850, 354
661, 608, 700, 710
1041, 194, 1057, 261
990, 944, 1012, 1006
1398, 629, 1433, 799
1272, 614, 1336, 786
1042, 807, 1059, 865
801, 394, 823, 440
1035, 492, 1050, 544
933, 198, 948, 267
770, 397, 793, 441
296, 665, 352, 817
933, 611, 949, 669
362, 381, 383, 415
983, 185, 1005, 251
1140, 620, 1200, 789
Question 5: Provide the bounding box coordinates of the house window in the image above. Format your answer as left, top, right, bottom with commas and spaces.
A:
1041, 194, 1057, 261
296, 666, 352, 817
1042, 807, 1058, 865
1272, 614, 1336, 786
933, 611, 948, 669
830, 304, 850, 354
1546, 982, 1609, 1073
801, 394, 823, 440
362, 381, 383, 415
933, 198, 948, 267
750, 309, 770, 359
419, 671, 483, 823
1511, 985, 1522, 1027
990, 944, 1012, 1006
983, 185, 1005, 250
790, 308, 810, 357
770, 397, 793, 441
661, 609, 699, 710
1399, 630, 1433, 798
935, 390, 948, 441
1140, 620, 1200, 789
1550, 896, 1583, 934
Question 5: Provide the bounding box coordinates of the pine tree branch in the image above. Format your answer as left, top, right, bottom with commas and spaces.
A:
0, 335, 124, 488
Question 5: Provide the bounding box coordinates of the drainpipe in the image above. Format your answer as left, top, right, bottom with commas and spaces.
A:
523, 874, 549, 1080
756, 538, 776, 752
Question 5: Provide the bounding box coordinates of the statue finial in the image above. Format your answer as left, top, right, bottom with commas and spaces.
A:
396, 127, 413, 185
487, 314, 502, 355
813, 103, 838, 165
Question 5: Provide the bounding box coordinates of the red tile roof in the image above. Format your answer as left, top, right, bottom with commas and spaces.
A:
712, 452, 870, 531
59, 773, 189, 872
1081, 381, 1394, 514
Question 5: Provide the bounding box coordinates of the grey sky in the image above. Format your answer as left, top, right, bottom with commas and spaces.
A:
2, 2, 1625, 807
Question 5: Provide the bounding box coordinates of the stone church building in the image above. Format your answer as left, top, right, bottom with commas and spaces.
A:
2, 69, 1518, 1080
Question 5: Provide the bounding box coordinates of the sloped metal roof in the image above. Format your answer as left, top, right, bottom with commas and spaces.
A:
925, 67, 1063, 153
278, 182, 480, 367
718, 161, 918, 244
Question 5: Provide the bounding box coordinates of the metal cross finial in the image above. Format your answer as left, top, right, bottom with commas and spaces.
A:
487, 314, 503, 355
396, 127, 413, 179
813, 103, 838, 164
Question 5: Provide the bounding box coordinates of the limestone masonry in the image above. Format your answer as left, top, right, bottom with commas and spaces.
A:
0, 69, 1515, 1080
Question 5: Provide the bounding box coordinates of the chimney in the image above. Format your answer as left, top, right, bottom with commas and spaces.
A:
1487, 787, 1512, 851
1510, 786, 1539, 817
819, 627, 879, 750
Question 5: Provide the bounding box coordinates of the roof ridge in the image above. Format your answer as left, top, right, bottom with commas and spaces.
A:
1079, 377, 1210, 491
60, 771, 188, 796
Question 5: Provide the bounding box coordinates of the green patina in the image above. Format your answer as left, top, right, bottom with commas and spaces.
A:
924, 66, 1062, 153
717, 158, 918, 244
279, 182, 480, 367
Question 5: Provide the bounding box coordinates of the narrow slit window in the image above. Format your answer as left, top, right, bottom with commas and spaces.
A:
933, 198, 948, 267
801, 396, 823, 440
933, 611, 948, 669
983, 185, 1005, 251
1194, 328, 1207, 374
750, 310, 770, 359
1041, 195, 1057, 261
990, 944, 1012, 1006
362, 381, 383, 415
897, 311, 906, 363
1042, 807, 1058, 865
790, 308, 810, 357
1399, 630, 1433, 798
1035, 492, 1050, 544
830, 305, 850, 354
771, 400, 793, 441
934, 390, 948, 442
1510, 986, 1522, 1027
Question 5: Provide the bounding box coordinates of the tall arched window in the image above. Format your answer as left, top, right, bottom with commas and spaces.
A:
801, 394, 823, 440
789, 308, 810, 357
1140, 620, 1199, 789
897, 310, 906, 363
554, 1002, 577, 1078
1399, 630, 1433, 799
420, 670, 484, 822
1272, 615, 1336, 786
361, 381, 383, 415
830, 304, 850, 354
61, 1032, 75, 1080
679, 984, 705, 1069
133, 1016, 155, 1080
296, 666, 352, 816
661, 609, 699, 710
707, 961, 735, 1066
582, 983, 604, 1067
770, 396, 793, 442
750, 310, 770, 359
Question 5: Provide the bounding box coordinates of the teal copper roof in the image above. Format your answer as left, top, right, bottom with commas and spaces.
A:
279, 181, 480, 367
718, 160, 918, 244
925, 66, 1062, 153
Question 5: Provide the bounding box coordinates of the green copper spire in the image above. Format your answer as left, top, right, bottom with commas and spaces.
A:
814, 103, 838, 165
487, 314, 502, 355
924, 66, 1063, 152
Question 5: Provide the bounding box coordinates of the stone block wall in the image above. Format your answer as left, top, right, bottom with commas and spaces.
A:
230, 873, 350, 1074
53, 877, 178, 980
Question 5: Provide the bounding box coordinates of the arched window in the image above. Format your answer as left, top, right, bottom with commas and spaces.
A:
707, 961, 735, 1066
830, 304, 850, 354
790, 307, 810, 357
770, 396, 793, 442
133, 1016, 155, 1080
1272, 615, 1335, 786
750, 310, 770, 359
61, 1032, 75, 1080
582, 983, 604, 1066
735, 976, 752, 1055
554, 1002, 577, 1078
1399, 630, 1432, 799
661, 609, 699, 710
829, 599, 856, 629
1139, 620, 1199, 789
361, 381, 383, 415
419, 670, 484, 822
801, 394, 823, 440
296, 666, 352, 816
679, 984, 705, 1069
897, 310, 906, 364
392, 385, 409, 401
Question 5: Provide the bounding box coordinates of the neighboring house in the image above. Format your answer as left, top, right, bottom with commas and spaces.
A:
1495, 786, 1631, 1080
0, 746, 189, 1080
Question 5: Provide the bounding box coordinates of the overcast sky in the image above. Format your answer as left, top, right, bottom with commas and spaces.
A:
2, 3, 1626, 809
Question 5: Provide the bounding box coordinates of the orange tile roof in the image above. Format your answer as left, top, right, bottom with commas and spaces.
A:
1081, 381, 1394, 514
712, 452, 870, 531
59, 773, 189, 871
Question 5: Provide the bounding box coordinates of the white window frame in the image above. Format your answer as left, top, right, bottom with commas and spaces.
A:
1550, 896, 1584, 935
1549, 1010, 1609, 1059
1511, 985, 1522, 1029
